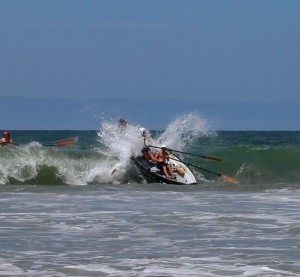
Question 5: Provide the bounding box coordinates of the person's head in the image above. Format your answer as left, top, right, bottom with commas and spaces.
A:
161, 145, 167, 152
3, 131, 9, 137
139, 127, 146, 136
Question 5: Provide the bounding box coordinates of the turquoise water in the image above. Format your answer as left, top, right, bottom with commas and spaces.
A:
0, 116, 299, 276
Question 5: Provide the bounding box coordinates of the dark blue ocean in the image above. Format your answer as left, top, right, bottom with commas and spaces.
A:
0, 114, 299, 276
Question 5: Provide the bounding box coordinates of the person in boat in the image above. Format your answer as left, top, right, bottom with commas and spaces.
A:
119, 118, 128, 128
139, 127, 155, 146
0, 130, 13, 145
140, 128, 147, 145
154, 145, 174, 179
141, 146, 156, 164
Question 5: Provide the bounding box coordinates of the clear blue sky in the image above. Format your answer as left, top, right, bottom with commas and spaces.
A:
0, 0, 299, 130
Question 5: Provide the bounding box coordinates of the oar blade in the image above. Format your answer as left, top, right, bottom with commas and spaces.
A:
44, 137, 78, 147
220, 174, 237, 183
204, 155, 222, 162
54, 138, 78, 146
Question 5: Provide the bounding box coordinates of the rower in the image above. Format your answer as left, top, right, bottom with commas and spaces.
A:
141, 147, 156, 165
155, 145, 174, 179
0, 130, 13, 146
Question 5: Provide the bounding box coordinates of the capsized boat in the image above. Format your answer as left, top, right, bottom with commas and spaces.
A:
132, 150, 197, 185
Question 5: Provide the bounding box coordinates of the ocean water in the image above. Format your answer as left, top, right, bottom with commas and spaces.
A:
0, 114, 299, 276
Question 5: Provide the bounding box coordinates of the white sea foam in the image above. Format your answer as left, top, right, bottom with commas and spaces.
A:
0, 259, 24, 276
0, 114, 213, 185
1, 184, 299, 276
157, 112, 213, 150
95, 114, 212, 184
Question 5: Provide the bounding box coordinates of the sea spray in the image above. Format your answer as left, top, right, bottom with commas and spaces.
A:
0, 143, 46, 184
95, 114, 215, 182
97, 120, 145, 181
0, 124, 226, 185
157, 113, 215, 151
0, 142, 114, 185
1, 121, 299, 186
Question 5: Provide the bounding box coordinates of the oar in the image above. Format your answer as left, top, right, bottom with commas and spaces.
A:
42, 137, 78, 147
149, 145, 222, 161
168, 157, 237, 183
1, 138, 78, 147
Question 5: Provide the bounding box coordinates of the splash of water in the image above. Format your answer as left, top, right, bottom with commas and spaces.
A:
235, 162, 263, 186
0, 114, 213, 185
157, 113, 214, 150
97, 119, 146, 181
0, 143, 51, 184
96, 113, 213, 183
97, 113, 212, 167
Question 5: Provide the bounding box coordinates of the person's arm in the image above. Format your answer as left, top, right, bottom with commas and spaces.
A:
156, 151, 164, 162
149, 151, 156, 161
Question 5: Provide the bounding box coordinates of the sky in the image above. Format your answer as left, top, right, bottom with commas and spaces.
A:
0, 0, 299, 130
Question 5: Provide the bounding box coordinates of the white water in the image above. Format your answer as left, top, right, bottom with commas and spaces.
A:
0, 114, 211, 185
0, 184, 299, 276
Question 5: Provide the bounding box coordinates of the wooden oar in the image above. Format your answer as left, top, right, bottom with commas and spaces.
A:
149, 145, 222, 161
168, 157, 237, 183
1, 138, 78, 147
43, 137, 78, 147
